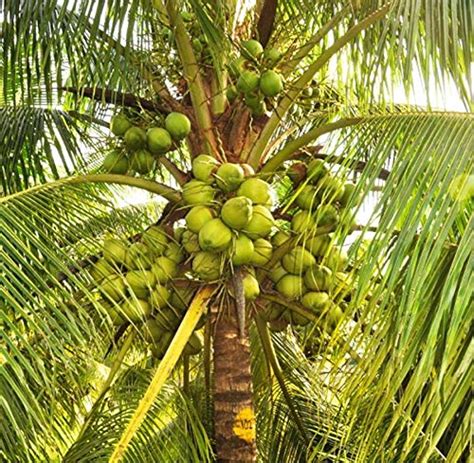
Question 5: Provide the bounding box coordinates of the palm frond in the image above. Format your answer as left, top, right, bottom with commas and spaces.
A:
0, 179, 163, 461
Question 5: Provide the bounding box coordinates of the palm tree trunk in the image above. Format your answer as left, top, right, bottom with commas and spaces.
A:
213, 309, 257, 462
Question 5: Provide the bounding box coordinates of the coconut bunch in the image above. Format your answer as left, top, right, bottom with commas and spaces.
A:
89, 228, 203, 359
103, 111, 191, 176
259, 159, 360, 333
226, 39, 284, 116
179, 156, 275, 297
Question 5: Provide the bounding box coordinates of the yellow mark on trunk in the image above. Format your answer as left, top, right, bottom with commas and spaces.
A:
233, 407, 256, 443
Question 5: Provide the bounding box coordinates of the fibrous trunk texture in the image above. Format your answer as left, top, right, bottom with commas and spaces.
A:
213, 310, 257, 463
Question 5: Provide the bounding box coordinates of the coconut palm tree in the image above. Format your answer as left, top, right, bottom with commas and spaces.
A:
0, 1, 472, 462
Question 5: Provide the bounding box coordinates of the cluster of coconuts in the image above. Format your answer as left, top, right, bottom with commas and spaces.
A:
89, 228, 203, 359
178, 155, 274, 300
261, 159, 359, 333
227, 39, 284, 116
102, 111, 191, 176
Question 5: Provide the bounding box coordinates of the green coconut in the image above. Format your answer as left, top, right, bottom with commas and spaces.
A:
326, 247, 348, 272
237, 178, 273, 206
317, 174, 344, 201
125, 242, 153, 270
304, 265, 333, 292
186, 205, 215, 233
242, 39, 264, 59
149, 284, 171, 310
307, 159, 329, 184
261, 303, 285, 322
143, 318, 163, 343
90, 258, 116, 282
242, 273, 260, 300
271, 230, 291, 247
276, 274, 306, 300
121, 298, 151, 323
99, 275, 126, 302
339, 182, 359, 207
103, 238, 128, 264
259, 70, 283, 97
263, 47, 282, 65
142, 226, 169, 254
221, 196, 253, 230
150, 331, 173, 359
130, 149, 155, 174
182, 180, 216, 205
304, 235, 331, 256
242, 205, 274, 239
269, 261, 287, 283
124, 126, 147, 151
152, 256, 178, 283
215, 163, 245, 192
291, 210, 316, 234
251, 101, 267, 117
229, 56, 247, 77
282, 246, 316, 274
192, 154, 219, 183
251, 238, 273, 266
169, 287, 195, 312
322, 304, 344, 333
147, 127, 172, 154
289, 309, 312, 327
174, 226, 186, 242
192, 37, 203, 52
106, 304, 125, 326
165, 112, 191, 141
301, 291, 330, 313
226, 85, 238, 103
231, 234, 255, 266
192, 251, 221, 280
314, 204, 339, 230
164, 242, 185, 264
126, 269, 156, 298
295, 185, 318, 210
244, 92, 262, 110
183, 332, 204, 356
110, 114, 132, 136
236, 70, 260, 94
103, 150, 129, 174
199, 218, 232, 252
181, 230, 201, 254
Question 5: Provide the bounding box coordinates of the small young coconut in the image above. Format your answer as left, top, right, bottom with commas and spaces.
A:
231, 234, 255, 266
192, 251, 222, 281
192, 154, 219, 183
182, 179, 216, 205
275, 274, 306, 300
221, 196, 253, 230
282, 246, 316, 274
164, 112, 191, 141
237, 178, 273, 206
185, 205, 215, 233
151, 256, 178, 283
199, 219, 233, 252
242, 205, 274, 239
147, 127, 172, 154
251, 238, 273, 266
103, 238, 128, 265
124, 126, 147, 151
215, 163, 245, 192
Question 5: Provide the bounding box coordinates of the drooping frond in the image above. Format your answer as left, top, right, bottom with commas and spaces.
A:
0, 179, 166, 461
